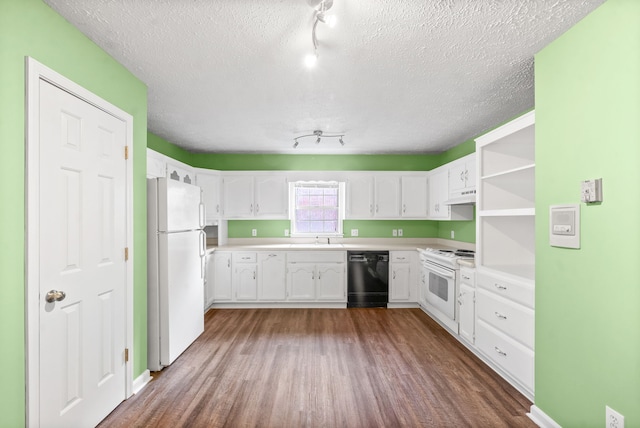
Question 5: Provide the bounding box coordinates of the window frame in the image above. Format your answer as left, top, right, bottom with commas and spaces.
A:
289, 181, 345, 238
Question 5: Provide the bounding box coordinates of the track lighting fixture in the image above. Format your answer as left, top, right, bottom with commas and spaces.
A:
304, 0, 337, 68
293, 130, 345, 148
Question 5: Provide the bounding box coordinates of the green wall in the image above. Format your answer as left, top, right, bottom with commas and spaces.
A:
0, 1, 148, 425
535, 0, 640, 426
150, 132, 476, 242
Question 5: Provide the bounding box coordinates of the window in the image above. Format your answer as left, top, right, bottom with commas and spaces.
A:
290, 181, 344, 236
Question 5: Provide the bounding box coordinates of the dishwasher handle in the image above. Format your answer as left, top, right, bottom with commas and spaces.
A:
348, 254, 367, 262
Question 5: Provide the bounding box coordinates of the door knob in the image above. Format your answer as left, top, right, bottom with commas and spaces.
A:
45, 290, 66, 303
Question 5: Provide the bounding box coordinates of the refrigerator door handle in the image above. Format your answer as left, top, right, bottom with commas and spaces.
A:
198, 202, 206, 228
199, 230, 206, 278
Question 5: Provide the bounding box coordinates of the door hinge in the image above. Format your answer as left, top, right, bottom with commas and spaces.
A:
124, 348, 129, 362
124, 247, 129, 261
124, 146, 129, 160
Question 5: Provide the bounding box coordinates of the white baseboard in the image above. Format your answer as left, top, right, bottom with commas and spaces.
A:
132, 370, 152, 395
527, 405, 561, 428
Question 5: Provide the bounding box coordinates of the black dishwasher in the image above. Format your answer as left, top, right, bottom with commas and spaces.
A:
347, 251, 389, 308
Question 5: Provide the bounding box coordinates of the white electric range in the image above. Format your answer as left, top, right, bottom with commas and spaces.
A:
417, 246, 475, 332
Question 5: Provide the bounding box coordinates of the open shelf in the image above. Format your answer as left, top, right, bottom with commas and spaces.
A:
479, 126, 535, 177
479, 208, 535, 217
478, 264, 535, 282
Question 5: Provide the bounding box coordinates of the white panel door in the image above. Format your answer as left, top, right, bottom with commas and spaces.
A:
287, 264, 316, 300
159, 231, 205, 364
38, 80, 126, 427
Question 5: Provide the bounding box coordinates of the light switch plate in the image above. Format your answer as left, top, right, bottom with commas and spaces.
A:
351, 229, 358, 237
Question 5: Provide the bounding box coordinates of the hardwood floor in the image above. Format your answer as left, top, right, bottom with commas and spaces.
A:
99, 308, 535, 427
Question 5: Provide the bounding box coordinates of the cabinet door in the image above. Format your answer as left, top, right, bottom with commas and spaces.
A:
222, 176, 254, 218
235, 264, 257, 300
147, 150, 166, 179
428, 168, 449, 219
390, 262, 411, 301
258, 253, 286, 300
287, 264, 316, 300
449, 161, 467, 194
458, 283, 475, 344
465, 157, 476, 189
204, 253, 215, 307
316, 263, 346, 301
346, 176, 374, 219
196, 172, 221, 224
374, 176, 401, 218
213, 252, 233, 301
401, 175, 428, 218
255, 176, 288, 219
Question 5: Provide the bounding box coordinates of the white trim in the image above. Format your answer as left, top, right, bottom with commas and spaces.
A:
25, 57, 135, 426
132, 370, 153, 395
527, 405, 562, 428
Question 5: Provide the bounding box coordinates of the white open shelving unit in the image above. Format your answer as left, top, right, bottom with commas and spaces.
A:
476, 112, 536, 280
474, 110, 536, 401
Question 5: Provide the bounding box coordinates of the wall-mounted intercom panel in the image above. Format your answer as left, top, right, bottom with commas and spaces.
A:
549, 204, 580, 249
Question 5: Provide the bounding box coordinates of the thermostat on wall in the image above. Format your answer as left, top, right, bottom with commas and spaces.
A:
549, 204, 580, 249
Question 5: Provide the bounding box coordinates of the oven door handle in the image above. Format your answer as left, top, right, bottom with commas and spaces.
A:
423, 262, 455, 279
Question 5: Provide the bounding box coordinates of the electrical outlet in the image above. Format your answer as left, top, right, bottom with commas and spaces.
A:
284, 229, 289, 237
251, 229, 257, 237
351, 229, 359, 237
606, 406, 624, 428
398, 229, 403, 237
450, 230, 455, 239
392, 229, 398, 237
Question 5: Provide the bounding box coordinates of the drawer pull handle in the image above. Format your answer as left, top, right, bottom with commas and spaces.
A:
494, 311, 507, 320
494, 283, 507, 290
462, 275, 470, 280
494, 346, 507, 357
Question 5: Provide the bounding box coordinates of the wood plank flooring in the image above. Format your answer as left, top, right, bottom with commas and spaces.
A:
99, 308, 535, 427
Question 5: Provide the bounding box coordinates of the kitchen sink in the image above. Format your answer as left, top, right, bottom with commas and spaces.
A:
288, 243, 344, 249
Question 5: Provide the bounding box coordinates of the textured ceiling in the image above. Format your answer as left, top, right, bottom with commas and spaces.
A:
44, 0, 605, 154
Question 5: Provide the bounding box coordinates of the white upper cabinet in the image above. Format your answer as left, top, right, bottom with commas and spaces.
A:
222, 174, 288, 219
222, 175, 254, 218
428, 166, 449, 219
448, 153, 476, 203
346, 175, 375, 218
147, 148, 166, 179
374, 176, 401, 218
428, 165, 474, 221
195, 169, 221, 225
255, 176, 289, 218
346, 173, 427, 219
401, 175, 428, 218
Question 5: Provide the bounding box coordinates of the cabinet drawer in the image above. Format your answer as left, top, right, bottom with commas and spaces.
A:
459, 267, 475, 286
233, 252, 257, 263
476, 289, 534, 348
477, 270, 534, 308
476, 319, 534, 392
287, 251, 345, 263
390, 251, 413, 263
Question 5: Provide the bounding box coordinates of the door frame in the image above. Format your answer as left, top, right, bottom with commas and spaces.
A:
25, 57, 135, 426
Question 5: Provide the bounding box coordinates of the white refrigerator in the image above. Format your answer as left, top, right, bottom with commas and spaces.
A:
147, 177, 205, 371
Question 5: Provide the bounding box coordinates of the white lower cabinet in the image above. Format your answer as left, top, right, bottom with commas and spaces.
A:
389, 251, 417, 302
316, 263, 346, 301
233, 252, 257, 301
204, 252, 215, 308
457, 267, 475, 344
475, 269, 534, 397
286, 252, 346, 302
257, 252, 286, 301
212, 252, 233, 301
